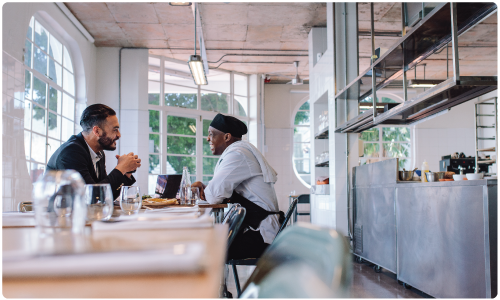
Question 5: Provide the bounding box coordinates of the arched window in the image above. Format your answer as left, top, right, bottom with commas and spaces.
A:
23, 15, 76, 183
292, 98, 311, 188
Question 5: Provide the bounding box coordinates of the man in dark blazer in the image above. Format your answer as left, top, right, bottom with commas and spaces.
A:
47, 104, 141, 199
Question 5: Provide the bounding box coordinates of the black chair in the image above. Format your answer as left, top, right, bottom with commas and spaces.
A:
293, 194, 310, 223
228, 198, 298, 297
222, 206, 246, 251
222, 203, 241, 224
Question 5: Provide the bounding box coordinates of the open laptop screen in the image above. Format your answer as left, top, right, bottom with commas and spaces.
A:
155, 174, 182, 198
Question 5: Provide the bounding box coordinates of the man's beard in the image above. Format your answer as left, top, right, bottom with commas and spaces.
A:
98, 132, 117, 150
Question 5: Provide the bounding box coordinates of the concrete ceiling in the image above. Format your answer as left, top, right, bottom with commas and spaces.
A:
64, 2, 496, 83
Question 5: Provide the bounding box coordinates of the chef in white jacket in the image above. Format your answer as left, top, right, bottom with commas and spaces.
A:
192, 113, 282, 260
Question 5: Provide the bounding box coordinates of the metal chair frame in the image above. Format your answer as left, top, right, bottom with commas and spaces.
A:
293, 194, 310, 223
228, 198, 298, 297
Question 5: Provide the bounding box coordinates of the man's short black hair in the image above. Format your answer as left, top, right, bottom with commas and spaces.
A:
80, 104, 116, 133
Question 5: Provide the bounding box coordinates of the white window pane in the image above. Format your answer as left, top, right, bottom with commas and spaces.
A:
164, 84, 197, 109
32, 75, 47, 107
61, 117, 74, 141
24, 101, 32, 130
47, 138, 60, 161
27, 16, 34, 40
48, 59, 62, 86
33, 47, 47, 78
148, 174, 159, 195
205, 70, 230, 94
294, 159, 310, 175
48, 87, 61, 114
62, 93, 75, 121
148, 81, 160, 105
30, 162, 45, 183
63, 46, 73, 72
25, 70, 32, 100
34, 20, 48, 51
201, 92, 228, 114
234, 96, 248, 117
31, 104, 46, 135
49, 35, 62, 64
24, 130, 31, 160
293, 127, 310, 143
31, 133, 46, 163
149, 68, 160, 81
63, 69, 75, 96
149, 57, 160, 67
164, 60, 197, 88
24, 40, 32, 68
48, 112, 60, 139
234, 73, 248, 96
293, 143, 310, 159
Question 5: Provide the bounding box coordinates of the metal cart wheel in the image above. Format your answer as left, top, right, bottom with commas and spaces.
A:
355, 256, 364, 263
403, 283, 412, 289
373, 265, 382, 273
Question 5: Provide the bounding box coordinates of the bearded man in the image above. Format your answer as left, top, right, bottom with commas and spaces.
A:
47, 104, 141, 199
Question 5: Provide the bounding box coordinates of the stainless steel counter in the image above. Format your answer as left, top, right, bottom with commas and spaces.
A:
353, 159, 497, 298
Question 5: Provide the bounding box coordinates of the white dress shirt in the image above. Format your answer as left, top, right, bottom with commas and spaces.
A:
85, 141, 102, 179
205, 141, 280, 244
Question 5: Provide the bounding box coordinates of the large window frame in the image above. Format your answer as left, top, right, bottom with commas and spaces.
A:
23, 15, 77, 183
359, 125, 412, 169
147, 55, 250, 194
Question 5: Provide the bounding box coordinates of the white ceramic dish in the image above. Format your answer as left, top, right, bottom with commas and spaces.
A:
466, 173, 484, 180
453, 174, 466, 181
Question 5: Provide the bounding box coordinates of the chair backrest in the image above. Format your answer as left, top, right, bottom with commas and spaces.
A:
222, 203, 241, 224
18, 201, 33, 212
276, 198, 298, 237
241, 223, 352, 298
223, 206, 246, 250
297, 194, 310, 204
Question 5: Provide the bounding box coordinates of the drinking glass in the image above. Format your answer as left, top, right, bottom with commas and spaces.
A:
85, 184, 113, 221
190, 187, 200, 205
119, 186, 142, 215
32, 170, 86, 235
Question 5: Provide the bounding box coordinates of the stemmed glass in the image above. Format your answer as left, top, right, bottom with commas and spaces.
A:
119, 186, 142, 215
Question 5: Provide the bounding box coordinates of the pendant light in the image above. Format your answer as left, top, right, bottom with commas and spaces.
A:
188, 4, 207, 85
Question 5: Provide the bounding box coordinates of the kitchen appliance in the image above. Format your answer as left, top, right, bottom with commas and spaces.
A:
439, 156, 488, 174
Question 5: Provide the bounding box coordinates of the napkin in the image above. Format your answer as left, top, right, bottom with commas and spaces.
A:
143, 206, 201, 214
92, 214, 213, 231
2, 212, 36, 227
3, 241, 206, 277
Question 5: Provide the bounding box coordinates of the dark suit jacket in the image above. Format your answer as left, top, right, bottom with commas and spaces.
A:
47, 132, 136, 199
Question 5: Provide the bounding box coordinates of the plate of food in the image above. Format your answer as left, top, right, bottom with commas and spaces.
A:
142, 198, 179, 206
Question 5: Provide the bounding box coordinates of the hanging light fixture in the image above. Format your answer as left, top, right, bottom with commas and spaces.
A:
188, 4, 207, 85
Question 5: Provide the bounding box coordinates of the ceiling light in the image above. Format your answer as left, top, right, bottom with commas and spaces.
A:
169, 2, 192, 6
187, 4, 208, 85
408, 79, 443, 88
188, 55, 207, 85
189, 124, 197, 133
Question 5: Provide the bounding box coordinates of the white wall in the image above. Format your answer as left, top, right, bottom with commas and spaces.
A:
263, 84, 310, 214
413, 90, 498, 172
2, 3, 96, 211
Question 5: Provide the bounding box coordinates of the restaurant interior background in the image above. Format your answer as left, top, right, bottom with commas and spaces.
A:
2, 1, 497, 238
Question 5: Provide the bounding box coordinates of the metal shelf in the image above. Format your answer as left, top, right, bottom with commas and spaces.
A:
335, 2, 497, 102
314, 127, 329, 139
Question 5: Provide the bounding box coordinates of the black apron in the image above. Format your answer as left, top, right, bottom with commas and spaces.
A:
226, 191, 285, 231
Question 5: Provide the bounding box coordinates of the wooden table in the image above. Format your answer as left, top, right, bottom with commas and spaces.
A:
3, 224, 228, 298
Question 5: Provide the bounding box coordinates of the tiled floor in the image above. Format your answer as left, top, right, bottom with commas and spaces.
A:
224, 258, 431, 298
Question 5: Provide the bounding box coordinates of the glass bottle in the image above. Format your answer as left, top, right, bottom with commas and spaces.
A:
179, 167, 192, 204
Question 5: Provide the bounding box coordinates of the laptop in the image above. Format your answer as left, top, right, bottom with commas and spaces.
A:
155, 174, 182, 198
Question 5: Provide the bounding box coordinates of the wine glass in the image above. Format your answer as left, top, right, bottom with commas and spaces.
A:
85, 184, 113, 221
119, 186, 142, 215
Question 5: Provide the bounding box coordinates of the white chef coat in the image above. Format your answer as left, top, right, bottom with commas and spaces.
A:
205, 141, 280, 244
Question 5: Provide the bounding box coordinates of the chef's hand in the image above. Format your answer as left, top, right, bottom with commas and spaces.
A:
115, 152, 141, 176
191, 181, 206, 200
